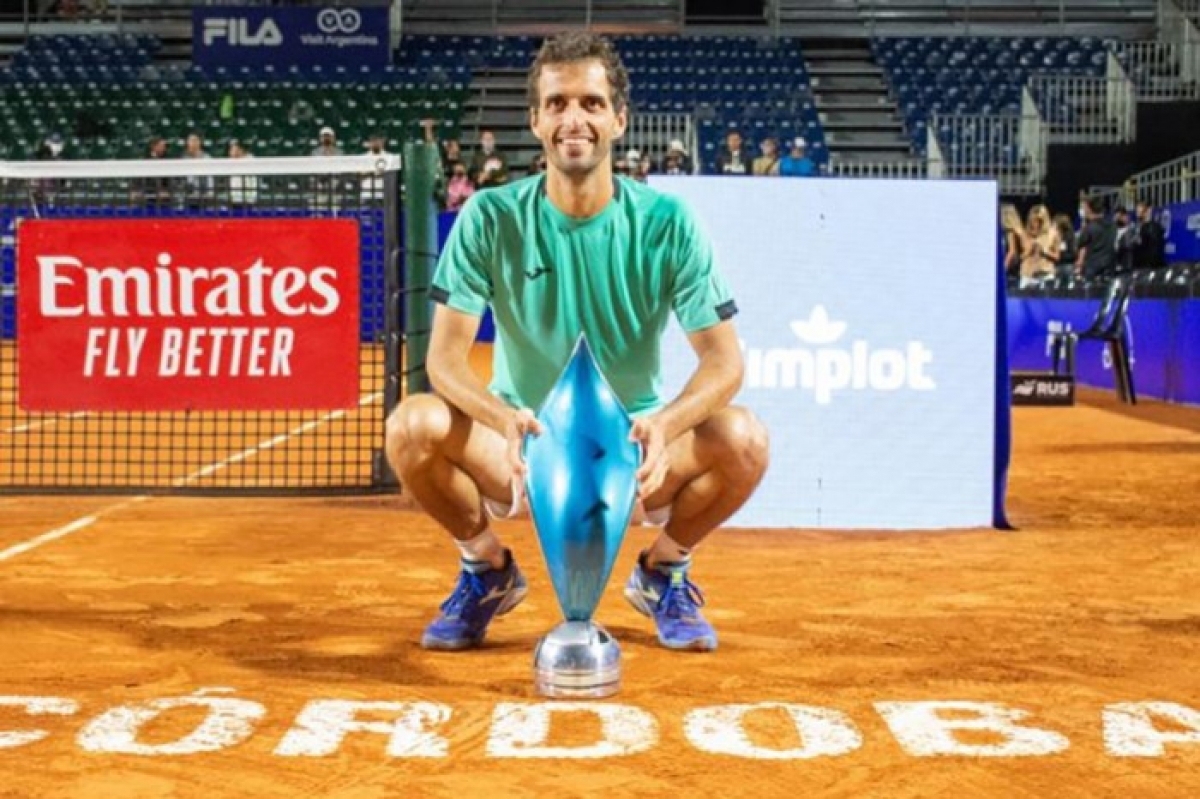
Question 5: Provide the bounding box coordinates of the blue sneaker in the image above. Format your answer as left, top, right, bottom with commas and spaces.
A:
623, 554, 717, 651
421, 551, 528, 650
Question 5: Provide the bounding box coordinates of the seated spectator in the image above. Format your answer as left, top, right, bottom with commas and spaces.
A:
442, 138, 464, 178
660, 139, 693, 175
1019, 204, 1059, 287
625, 149, 651, 183
528, 153, 547, 176
1131, 201, 1166, 271
1052, 213, 1078, 279
227, 139, 258, 211
715, 130, 753, 175
1075, 196, 1117, 280
752, 137, 780, 176
780, 138, 817, 177
360, 133, 391, 203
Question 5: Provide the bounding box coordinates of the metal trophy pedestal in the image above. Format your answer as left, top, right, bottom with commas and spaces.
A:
533, 621, 621, 698
523, 338, 640, 700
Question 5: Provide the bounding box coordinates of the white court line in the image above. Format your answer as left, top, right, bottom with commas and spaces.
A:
3, 412, 88, 434
0, 393, 383, 563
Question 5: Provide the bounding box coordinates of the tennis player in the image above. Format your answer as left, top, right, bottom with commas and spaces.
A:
386, 31, 769, 652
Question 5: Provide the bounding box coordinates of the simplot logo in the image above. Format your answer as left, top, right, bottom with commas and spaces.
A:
741, 306, 936, 404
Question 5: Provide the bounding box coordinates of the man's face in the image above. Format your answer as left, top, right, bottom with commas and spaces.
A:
445, 139, 460, 157
186, 135, 201, 154
321, 134, 334, 147
530, 59, 627, 179
151, 141, 166, 157
481, 132, 495, 153
1137, 203, 1150, 221
762, 139, 776, 156
727, 133, 742, 151
368, 137, 384, 153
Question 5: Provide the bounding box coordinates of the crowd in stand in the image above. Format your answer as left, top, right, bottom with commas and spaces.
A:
1000, 194, 1166, 288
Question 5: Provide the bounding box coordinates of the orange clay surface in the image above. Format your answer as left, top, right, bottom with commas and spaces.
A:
1, 347, 1199, 798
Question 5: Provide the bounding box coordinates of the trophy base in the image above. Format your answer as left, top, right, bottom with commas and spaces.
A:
533, 620, 621, 699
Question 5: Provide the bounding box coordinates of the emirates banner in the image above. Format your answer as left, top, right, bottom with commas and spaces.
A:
17, 219, 360, 411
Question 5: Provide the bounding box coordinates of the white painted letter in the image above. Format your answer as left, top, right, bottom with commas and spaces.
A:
486, 702, 657, 759
684, 703, 861, 759
0, 696, 79, 749
76, 688, 264, 755
275, 700, 450, 757
1104, 702, 1200, 757
876, 701, 1069, 757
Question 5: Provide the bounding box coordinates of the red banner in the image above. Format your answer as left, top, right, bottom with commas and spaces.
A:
17, 219, 361, 411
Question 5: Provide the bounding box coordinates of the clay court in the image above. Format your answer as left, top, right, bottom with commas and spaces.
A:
2, 335, 1199, 798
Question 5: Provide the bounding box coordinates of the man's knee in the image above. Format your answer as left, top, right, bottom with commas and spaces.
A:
701, 406, 770, 481
385, 394, 454, 472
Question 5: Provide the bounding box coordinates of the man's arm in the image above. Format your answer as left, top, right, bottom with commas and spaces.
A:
656, 320, 744, 443
426, 304, 517, 435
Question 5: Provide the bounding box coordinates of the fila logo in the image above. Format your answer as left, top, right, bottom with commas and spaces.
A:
203, 18, 283, 47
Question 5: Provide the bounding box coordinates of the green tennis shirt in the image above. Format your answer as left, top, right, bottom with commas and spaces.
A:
430, 175, 737, 416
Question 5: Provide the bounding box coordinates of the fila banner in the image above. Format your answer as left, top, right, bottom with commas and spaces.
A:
193, 6, 390, 69
652, 177, 1005, 530
17, 220, 360, 412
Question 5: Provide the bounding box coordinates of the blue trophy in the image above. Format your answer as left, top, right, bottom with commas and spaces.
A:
524, 337, 641, 698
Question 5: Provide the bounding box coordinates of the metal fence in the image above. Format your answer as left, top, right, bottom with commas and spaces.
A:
1159, 0, 1200, 86
1028, 54, 1136, 145
828, 160, 927, 179
1113, 39, 1200, 100
925, 104, 1047, 196
0, 155, 402, 493
624, 112, 698, 175
1090, 149, 1200, 210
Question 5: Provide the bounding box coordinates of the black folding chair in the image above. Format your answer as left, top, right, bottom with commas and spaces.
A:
1050, 276, 1137, 404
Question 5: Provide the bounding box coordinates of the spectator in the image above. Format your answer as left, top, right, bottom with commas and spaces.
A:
360, 132, 391, 203
752, 137, 780, 176
527, 153, 547, 176
1113, 207, 1136, 274
1019, 204, 1059, 287
714, 129, 753, 175
780, 137, 817, 177
1075, 195, 1117, 280
660, 139, 692, 175
1052, 213, 1078, 279
181, 132, 213, 210
31, 132, 64, 207
625, 148, 651, 182
310, 126, 344, 211
1000, 204, 1025, 278
470, 130, 509, 189
444, 161, 475, 212
1131, 201, 1166, 271
133, 136, 172, 209
227, 139, 257, 212
442, 138, 464, 178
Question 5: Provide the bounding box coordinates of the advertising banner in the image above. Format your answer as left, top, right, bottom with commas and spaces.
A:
17, 219, 360, 412
193, 6, 390, 69
1161, 199, 1200, 264
1007, 297, 1200, 405
651, 177, 1002, 530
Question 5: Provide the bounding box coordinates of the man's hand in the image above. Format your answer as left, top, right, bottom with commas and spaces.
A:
505, 408, 544, 506
629, 414, 670, 500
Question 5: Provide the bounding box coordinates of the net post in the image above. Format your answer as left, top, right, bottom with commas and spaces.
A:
401, 141, 440, 395
379, 165, 404, 489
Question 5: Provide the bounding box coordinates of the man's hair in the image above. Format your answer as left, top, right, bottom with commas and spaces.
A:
527, 31, 629, 113
1084, 195, 1105, 215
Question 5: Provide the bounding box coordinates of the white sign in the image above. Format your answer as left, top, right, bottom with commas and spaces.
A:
652, 177, 1000, 529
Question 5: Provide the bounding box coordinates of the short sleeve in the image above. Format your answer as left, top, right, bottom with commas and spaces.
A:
669, 201, 737, 332
430, 195, 493, 316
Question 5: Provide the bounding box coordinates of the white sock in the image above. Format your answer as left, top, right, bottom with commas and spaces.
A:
646, 533, 693, 571
455, 528, 504, 571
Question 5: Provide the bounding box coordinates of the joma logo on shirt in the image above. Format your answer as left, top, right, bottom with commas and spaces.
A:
524, 266, 553, 280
